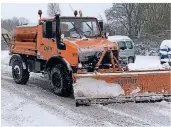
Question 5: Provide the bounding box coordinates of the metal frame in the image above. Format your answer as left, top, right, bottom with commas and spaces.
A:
78, 48, 124, 73
2, 33, 11, 46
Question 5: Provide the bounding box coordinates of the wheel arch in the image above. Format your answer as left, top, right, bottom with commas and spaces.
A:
128, 56, 135, 62
45, 56, 72, 73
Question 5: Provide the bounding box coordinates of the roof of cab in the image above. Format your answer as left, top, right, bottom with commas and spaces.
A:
160, 40, 171, 49
40, 16, 97, 21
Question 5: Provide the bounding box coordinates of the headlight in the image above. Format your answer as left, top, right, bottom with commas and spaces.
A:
78, 63, 82, 68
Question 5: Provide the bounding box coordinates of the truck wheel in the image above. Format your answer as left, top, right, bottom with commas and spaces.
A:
160, 61, 166, 64
12, 60, 29, 84
128, 57, 134, 63
51, 65, 72, 97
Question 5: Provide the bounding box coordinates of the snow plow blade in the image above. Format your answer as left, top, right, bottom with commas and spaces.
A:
74, 70, 171, 106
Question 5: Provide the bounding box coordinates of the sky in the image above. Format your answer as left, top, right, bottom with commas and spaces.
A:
1, 3, 113, 23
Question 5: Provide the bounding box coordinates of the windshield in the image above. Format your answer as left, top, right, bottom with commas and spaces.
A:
118, 41, 127, 49
60, 18, 100, 38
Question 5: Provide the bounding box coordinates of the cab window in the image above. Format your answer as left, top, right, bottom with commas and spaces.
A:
52, 22, 56, 38
42, 21, 56, 38
126, 41, 133, 49
118, 41, 127, 50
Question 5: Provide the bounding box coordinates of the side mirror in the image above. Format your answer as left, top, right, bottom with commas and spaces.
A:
98, 20, 103, 32
45, 21, 53, 38
55, 14, 66, 50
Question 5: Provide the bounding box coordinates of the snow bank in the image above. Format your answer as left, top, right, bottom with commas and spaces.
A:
128, 56, 171, 70
128, 62, 170, 70
73, 78, 124, 98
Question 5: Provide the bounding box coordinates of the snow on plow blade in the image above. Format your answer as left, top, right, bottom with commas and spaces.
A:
74, 70, 171, 106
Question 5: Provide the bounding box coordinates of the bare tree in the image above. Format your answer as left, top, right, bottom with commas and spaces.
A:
105, 3, 136, 37
19, 17, 29, 25
143, 3, 170, 34
105, 3, 170, 38
47, 3, 61, 17
132, 4, 146, 38
12, 17, 20, 26
1, 17, 29, 32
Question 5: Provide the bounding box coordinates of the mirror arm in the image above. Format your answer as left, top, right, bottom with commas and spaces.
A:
55, 14, 66, 50
55, 14, 61, 44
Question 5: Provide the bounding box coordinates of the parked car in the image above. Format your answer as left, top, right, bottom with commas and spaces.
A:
108, 35, 136, 64
160, 40, 171, 65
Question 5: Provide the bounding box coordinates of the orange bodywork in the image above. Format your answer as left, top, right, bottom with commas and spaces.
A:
10, 41, 37, 56
9, 22, 118, 66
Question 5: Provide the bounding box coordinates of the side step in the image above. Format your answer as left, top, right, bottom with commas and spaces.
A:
75, 94, 171, 107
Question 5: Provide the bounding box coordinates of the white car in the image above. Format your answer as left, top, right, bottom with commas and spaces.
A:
108, 35, 136, 64
160, 40, 171, 65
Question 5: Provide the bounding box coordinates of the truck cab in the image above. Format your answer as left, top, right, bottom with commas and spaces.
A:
10, 14, 120, 72
8, 11, 120, 97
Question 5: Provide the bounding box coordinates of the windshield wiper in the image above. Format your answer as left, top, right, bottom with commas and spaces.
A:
70, 22, 82, 38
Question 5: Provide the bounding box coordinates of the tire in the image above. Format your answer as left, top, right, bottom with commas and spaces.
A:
12, 60, 29, 84
128, 57, 134, 63
50, 65, 72, 97
168, 62, 171, 66
160, 61, 166, 65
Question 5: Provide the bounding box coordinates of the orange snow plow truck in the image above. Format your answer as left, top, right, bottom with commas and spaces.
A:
4, 10, 171, 106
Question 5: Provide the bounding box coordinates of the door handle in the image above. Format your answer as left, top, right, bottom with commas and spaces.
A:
40, 43, 44, 45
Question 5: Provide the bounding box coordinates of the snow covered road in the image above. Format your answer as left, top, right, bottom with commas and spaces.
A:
1, 51, 171, 126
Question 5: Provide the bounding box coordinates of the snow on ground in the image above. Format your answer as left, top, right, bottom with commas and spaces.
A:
1, 50, 9, 60
1, 89, 70, 126
1, 50, 171, 126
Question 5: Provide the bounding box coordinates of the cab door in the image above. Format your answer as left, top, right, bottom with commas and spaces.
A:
125, 40, 134, 58
37, 21, 58, 60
